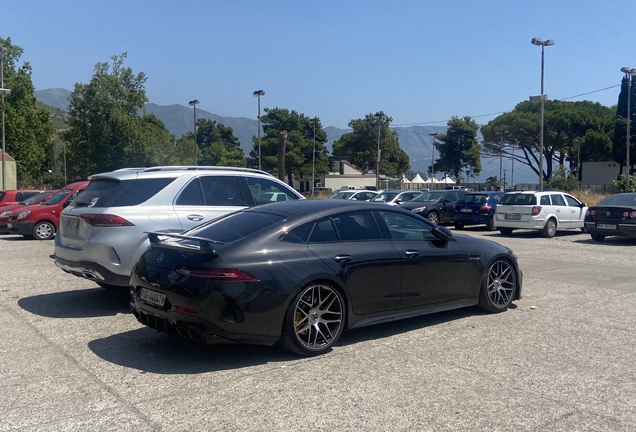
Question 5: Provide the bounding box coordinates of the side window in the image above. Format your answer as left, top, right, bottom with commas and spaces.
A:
332, 211, 382, 241
564, 195, 581, 207
309, 219, 338, 243
550, 194, 566, 206
378, 211, 437, 241
540, 195, 551, 205
199, 176, 248, 207
176, 179, 204, 205
492, 194, 503, 203
15, 192, 25, 201
445, 192, 458, 202
246, 177, 298, 206
281, 222, 314, 243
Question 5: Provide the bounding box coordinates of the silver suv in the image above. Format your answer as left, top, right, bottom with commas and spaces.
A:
54, 166, 304, 288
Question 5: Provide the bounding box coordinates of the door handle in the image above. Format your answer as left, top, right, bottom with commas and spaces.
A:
187, 214, 204, 221
334, 255, 352, 263
405, 250, 419, 258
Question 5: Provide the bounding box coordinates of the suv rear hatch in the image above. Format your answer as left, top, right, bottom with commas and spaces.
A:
496, 193, 539, 221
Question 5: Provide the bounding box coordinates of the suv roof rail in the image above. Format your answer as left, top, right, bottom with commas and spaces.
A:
138, 166, 273, 176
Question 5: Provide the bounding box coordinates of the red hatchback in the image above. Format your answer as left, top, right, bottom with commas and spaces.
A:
0, 189, 46, 206
7, 182, 88, 240
0, 191, 57, 234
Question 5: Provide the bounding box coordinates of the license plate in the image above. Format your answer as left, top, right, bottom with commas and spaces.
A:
461, 208, 472, 213
67, 219, 79, 229
505, 214, 521, 220
596, 223, 617, 230
140, 288, 166, 307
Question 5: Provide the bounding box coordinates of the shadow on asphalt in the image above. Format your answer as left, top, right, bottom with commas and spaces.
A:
573, 237, 636, 246
18, 287, 131, 318
88, 306, 485, 374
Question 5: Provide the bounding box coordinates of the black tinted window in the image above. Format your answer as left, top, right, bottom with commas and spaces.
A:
378, 211, 437, 241
309, 219, 338, 243
176, 179, 204, 205
246, 177, 299, 206
500, 194, 537, 205
598, 194, 636, 206
189, 211, 285, 243
550, 194, 566, 206
200, 176, 248, 206
282, 222, 314, 243
75, 178, 175, 207
332, 211, 382, 241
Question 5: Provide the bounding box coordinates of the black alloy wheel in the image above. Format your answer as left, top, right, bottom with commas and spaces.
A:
427, 212, 440, 225
279, 283, 345, 356
478, 259, 517, 313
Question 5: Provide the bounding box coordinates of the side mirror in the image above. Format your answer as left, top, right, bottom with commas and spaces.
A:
432, 225, 453, 242
580, 202, 587, 208
443, 198, 451, 203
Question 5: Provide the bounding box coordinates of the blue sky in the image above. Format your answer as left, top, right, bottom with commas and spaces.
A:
3, 0, 634, 129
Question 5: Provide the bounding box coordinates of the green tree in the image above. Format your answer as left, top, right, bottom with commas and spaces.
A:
613, 74, 636, 176
545, 166, 579, 192
176, 118, 245, 167
332, 113, 410, 177
482, 100, 614, 183
434, 116, 481, 180
0, 37, 56, 187
63, 53, 172, 179
248, 108, 329, 185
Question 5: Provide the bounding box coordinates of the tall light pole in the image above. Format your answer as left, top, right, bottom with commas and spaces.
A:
188, 99, 200, 165
429, 133, 438, 179
621, 67, 635, 191
497, 130, 508, 190
531, 37, 555, 191
1, 45, 10, 191
253, 90, 266, 170
309, 117, 318, 198
374, 111, 386, 190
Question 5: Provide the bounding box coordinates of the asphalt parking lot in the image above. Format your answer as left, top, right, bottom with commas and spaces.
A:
1, 228, 635, 431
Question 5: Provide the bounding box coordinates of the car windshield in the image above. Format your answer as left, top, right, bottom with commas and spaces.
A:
43, 189, 71, 205
22, 191, 51, 205
331, 191, 354, 199
598, 194, 636, 207
372, 192, 399, 202
411, 191, 445, 202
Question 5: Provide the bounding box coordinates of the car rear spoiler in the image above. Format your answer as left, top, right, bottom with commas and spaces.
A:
147, 232, 223, 254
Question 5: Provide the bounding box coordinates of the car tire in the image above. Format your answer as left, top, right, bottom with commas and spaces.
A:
478, 259, 517, 313
499, 228, 513, 236
427, 212, 440, 225
541, 218, 557, 238
454, 223, 465, 230
33, 221, 56, 240
486, 216, 496, 231
278, 283, 345, 356
591, 233, 606, 242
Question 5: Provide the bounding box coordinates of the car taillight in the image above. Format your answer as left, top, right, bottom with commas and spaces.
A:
80, 214, 134, 227
531, 206, 542, 216
176, 268, 259, 282
479, 205, 492, 212
452, 205, 456, 212
586, 209, 592, 216
624, 209, 636, 219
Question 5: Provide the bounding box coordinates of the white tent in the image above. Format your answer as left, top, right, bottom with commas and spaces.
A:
400, 175, 411, 184
411, 173, 426, 184
439, 175, 455, 184
424, 176, 440, 183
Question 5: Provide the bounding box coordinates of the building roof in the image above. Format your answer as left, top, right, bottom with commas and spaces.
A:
0, 150, 15, 162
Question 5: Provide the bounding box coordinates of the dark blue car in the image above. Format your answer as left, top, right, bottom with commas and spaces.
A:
452, 192, 503, 230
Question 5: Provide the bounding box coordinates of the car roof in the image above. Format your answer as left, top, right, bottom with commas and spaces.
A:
88, 166, 273, 181
245, 198, 411, 218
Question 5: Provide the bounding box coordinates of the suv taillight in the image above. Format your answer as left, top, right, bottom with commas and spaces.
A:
176, 268, 259, 281
531, 206, 542, 216
80, 214, 134, 227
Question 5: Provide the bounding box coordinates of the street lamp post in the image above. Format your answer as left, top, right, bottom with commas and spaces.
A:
253, 90, 266, 170
374, 112, 386, 190
531, 37, 555, 191
621, 67, 635, 191
309, 117, 318, 198
1, 45, 10, 191
497, 130, 508, 191
429, 133, 438, 179
188, 99, 200, 165
503, 169, 507, 192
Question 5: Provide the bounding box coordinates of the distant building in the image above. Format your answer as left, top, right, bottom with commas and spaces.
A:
581, 161, 626, 186
0, 150, 17, 190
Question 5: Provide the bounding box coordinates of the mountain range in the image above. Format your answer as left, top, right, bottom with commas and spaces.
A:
34, 88, 534, 183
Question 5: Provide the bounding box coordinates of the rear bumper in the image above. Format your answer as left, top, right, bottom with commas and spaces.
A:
452, 214, 491, 225
7, 221, 34, 236
584, 221, 636, 238
54, 255, 131, 287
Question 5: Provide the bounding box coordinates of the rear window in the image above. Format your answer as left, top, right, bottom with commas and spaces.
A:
458, 194, 489, 204
74, 178, 176, 207
598, 194, 636, 206
188, 211, 285, 243
500, 193, 537, 206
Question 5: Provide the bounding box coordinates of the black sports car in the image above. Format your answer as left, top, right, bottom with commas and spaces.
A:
399, 190, 466, 225
130, 200, 522, 356
584, 192, 636, 241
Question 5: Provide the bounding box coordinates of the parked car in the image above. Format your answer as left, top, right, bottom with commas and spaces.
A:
130, 199, 522, 356
584, 192, 636, 242
7, 182, 88, 240
54, 166, 304, 290
452, 192, 504, 230
329, 190, 378, 201
398, 190, 467, 224
0, 191, 57, 234
371, 190, 420, 205
444, 186, 470, 191
0, 189, 46, 206
494, 191, 587, 238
